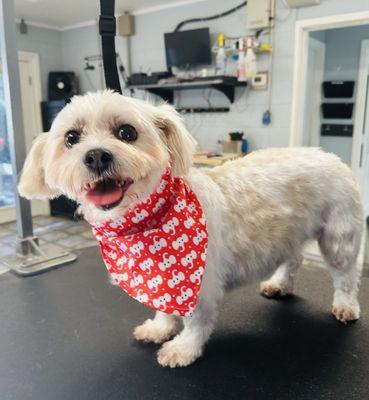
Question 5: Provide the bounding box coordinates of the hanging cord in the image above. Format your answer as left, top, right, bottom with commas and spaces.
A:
174, 1, 247, 32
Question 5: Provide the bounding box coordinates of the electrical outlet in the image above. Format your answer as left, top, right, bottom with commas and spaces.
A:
251, 72, 268, 90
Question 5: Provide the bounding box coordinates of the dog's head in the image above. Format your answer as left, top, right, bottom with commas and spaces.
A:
18, 91, 196, 223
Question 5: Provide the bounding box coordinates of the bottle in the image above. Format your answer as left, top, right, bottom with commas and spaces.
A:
215, 34, 227, 76
237, 37, 247, 82
244, 36, 257, 79
241, 138, 248, 154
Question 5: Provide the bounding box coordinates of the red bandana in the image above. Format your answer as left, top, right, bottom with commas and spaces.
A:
91, 164, 208, 316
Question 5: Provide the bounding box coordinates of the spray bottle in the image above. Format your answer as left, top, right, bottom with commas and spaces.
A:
236, 37, 247, 82
215, 34, 227, 75
244, 36, 257, 79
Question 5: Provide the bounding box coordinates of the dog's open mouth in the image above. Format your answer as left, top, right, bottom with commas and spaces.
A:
85, 178, 133, 210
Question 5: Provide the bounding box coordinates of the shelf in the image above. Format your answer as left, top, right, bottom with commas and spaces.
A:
127, 76, 246, 104
176, 107, 230, 113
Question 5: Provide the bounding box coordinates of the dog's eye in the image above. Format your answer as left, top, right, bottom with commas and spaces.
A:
64, 131, 80, 148
117, 124, 138, 142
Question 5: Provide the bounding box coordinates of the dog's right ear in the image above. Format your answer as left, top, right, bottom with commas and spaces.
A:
154, 104, 197, 177
18, 133, 59, 199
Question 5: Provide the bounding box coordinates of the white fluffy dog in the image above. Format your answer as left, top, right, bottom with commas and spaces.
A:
18, 91, 363, 368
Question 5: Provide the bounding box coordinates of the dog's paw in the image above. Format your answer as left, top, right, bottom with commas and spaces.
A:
332, 304, 360, 324
133, 318, 179, 344
157, 339, 201, 368
260, 280, 291, 298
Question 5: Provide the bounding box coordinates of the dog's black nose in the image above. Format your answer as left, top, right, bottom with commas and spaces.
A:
84, 149, 113, 174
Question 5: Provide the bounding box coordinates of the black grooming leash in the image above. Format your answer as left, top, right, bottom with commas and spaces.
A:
99, 0, 122, 93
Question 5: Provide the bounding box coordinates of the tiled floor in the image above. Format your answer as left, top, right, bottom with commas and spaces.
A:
0, 215, 97, 260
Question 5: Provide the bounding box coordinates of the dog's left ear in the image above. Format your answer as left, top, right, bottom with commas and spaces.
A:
155, 104, 197, 176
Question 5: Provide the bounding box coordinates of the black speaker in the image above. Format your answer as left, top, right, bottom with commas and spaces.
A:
41, 100, 68, 131
48, 71, 79, 100
40, 99, 78, 219
50, 196, 78, 219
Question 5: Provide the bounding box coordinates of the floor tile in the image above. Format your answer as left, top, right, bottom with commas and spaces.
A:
0, 234, 17, 245
0, 244, 15, 257
81, 230, 95, 240
0, 228, 12, 238
34, 216, 66, 227
57, 235, 86, 248
38, 230, 69, 241
38, 242, 68, 254
73, 240, 98, 250
1, 222, 16, 231
65, 223, 90, 234
34, 221, 73, 234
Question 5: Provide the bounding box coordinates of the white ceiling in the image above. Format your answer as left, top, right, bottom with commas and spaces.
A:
14, 0, 205, 29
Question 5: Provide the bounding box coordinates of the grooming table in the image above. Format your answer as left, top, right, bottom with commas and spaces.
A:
0, 246, 368, 400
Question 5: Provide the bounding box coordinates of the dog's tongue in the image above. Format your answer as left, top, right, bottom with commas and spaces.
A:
86, 180, 123, 206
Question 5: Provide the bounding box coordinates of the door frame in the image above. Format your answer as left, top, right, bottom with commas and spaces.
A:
289, 11, 369, 269
18, 51, 43, 143
303, 37, 325, 147
290, 10, 369, 149
352, 39, 369, 187
0, 51, 49, 224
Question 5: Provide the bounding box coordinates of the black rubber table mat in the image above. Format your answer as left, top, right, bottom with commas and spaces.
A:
0, 247, 368, 400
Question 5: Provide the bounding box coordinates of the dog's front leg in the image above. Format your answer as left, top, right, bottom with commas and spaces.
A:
134, 311, 182, 344
157, 299, 218, 368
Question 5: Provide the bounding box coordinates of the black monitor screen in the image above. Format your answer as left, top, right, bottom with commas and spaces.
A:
164, 28, 211, 68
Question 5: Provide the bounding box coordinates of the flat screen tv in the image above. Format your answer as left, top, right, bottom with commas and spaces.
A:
164, 28, 211, 68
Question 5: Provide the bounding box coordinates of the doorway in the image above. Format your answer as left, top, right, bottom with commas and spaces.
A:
0, 51, 49, 223
290, 12, 369, 268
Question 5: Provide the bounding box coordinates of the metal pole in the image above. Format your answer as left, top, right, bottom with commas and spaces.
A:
0, 0, 34, 242
126, 36, 132, 77
0, 0, 77, 275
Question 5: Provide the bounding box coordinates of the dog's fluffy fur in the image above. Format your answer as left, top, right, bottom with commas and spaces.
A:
18, 91, 363, 367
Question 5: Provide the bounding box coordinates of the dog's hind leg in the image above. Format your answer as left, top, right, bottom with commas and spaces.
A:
318, 209, 363, 323
133, 311, 181, 344
260, 253, 303, 298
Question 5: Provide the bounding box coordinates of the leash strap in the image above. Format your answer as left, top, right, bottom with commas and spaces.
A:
99, 0, 122, 93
